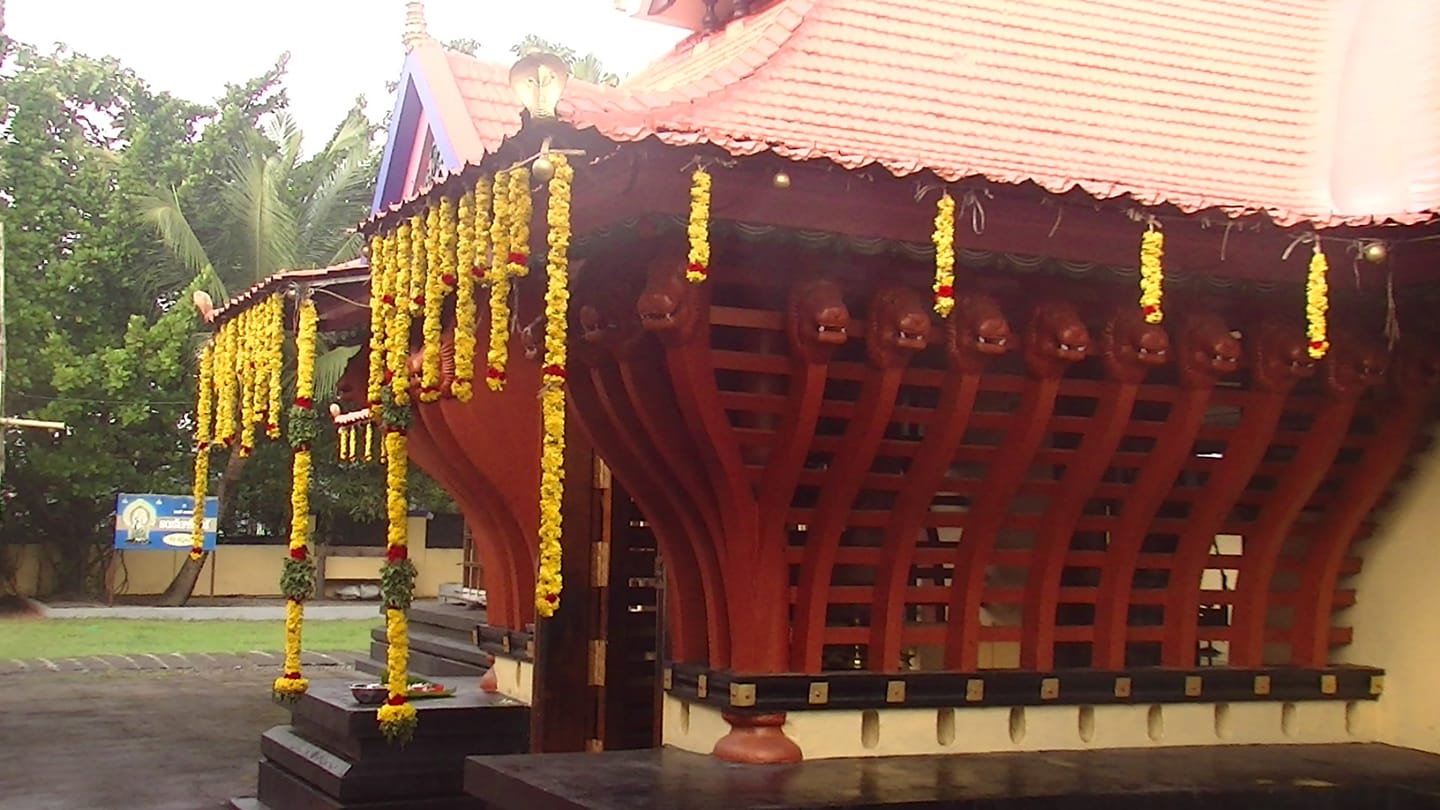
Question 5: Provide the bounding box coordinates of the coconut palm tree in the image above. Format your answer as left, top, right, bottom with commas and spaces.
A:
136, 101, 378, 604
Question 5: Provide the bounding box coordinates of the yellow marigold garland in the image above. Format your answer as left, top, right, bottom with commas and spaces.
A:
213, 323, 236, 449
264, 296, 283, 440
932, 191, 956, 317
367, 233, 390, 409
238, 308, 258, 457
1139, 227, 1165, 324
420, 198, 456, 402
363, 422, 374, 463
188, 342, 215, 562
377, 251, 419, 742
1307, 245, 1330, 359
483, 171, 509, 392
275, 297, 319, 702
486, 169, 531, 391
390, 222, 414, 398
686, 168, 712, 283
536, 154, 574, 617
452, 186, 484, 401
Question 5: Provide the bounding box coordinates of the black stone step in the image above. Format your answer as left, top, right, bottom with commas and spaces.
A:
362, 631, 492, 674
408, 600, 488, 635
258, 759, 481, 810
261, 725, 472, 802
465, 744, 1440, 810
369, 627, 493, 669
285, 679, 529, 763
365, 638, 489, 678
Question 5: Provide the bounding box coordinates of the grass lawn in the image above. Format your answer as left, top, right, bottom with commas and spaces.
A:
0, 618, 377, 659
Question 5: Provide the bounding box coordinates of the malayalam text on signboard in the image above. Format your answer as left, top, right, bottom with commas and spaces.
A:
114, 494, 219, 551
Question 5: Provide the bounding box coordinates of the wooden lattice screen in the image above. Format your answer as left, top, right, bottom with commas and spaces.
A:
566, 241, 1429, 676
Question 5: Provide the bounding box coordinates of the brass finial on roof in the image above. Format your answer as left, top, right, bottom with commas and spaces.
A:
402, 1, 431, 51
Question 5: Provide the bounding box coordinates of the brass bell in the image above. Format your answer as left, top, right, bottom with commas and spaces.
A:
772, 170, 792, 189
1361, 241, 1388, 264
532, 154, 555, 183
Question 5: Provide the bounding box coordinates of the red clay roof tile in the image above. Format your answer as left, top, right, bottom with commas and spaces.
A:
422, 0, 1439, 228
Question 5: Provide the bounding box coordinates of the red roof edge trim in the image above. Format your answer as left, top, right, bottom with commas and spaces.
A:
210, 260, 371, 325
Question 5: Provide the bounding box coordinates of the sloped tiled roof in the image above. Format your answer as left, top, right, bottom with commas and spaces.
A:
210, 260, 371, 324
407, 0, 1440, 228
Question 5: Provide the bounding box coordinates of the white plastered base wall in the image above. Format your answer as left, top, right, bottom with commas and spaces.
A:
1335, 428, 1440, 755
489, 656, 535, 706
662, 695, 1377, 759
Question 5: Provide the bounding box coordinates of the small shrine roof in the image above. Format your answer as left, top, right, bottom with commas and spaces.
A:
394, 0, 1440, 230
209, 260, 371, 324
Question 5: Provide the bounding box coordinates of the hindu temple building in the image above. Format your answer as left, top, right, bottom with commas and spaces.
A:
217, 0, 1440, 807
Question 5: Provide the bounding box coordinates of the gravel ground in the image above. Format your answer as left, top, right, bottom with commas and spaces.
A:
0, 663, 356, 810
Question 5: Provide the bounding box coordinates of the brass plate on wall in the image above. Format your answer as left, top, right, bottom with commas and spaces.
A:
966, 679, 985, 702
1370, 675, 1385, 696
1040, 678, 1060, 700
1254, 675, 1272, 696
886, 681, 906, 704
730, 683, 757, 708
1114, 677, 1132, 699
1320, 674, 1338, 696
808, 682, 830, 706
697, 674, 708, 699
662, 668, 673, 691
1185, 676, 1203, 698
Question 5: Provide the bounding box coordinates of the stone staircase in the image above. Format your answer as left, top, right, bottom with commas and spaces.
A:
353, 600, 493, 681
229, 680, 528, 810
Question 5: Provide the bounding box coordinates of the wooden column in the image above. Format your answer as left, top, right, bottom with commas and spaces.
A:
529, 429, 602, 753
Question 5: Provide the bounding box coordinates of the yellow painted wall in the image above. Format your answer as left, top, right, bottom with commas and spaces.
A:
9, 514, 464, 600
1336, 431, 1440, 755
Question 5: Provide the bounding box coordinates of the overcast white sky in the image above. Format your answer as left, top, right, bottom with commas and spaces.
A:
8, 0, 688, 148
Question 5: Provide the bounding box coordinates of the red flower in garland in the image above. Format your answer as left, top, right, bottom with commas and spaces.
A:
542, 365, 566, 380
386, 694, 406, 706
386, 546, 408, 563
294, 396, 313, 409
440, 273, 456, 287
485, 367, 506, 382
289, 546, 307, 561
935, 284, 953, 298
507, 252, 527, 266
472, 265, 487, 280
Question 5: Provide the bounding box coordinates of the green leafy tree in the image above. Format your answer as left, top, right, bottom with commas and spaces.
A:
0, 39, 209, 594
134, 57, 382, 604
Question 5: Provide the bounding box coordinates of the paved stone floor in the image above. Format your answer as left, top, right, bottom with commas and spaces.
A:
0, 657, 358, 810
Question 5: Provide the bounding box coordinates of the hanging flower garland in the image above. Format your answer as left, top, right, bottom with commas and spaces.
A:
367, 232, 392, 410
213, 320, 237, 449
420, 198, 457, 402
264, 295, 284, 440
377, 213, 419, 744
932, 191, 956, 317
1307, 245, 1330, 359
536, 154, 574, 617
451, 186, 485, 401
188, 342, 215, 562
487, 169, 531, 391
275, 297, 319, 702
240, 308, 262, 457
362, 422, 374, 463
686, 168, 712, 283
1138, 225, 1165, 324
389, 221, 414, 397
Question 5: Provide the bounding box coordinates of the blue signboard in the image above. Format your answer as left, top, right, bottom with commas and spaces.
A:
114, 494, 218, 551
